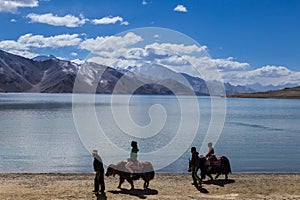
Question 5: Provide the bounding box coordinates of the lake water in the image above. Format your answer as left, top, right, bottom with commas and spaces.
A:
0, 93, 299, 173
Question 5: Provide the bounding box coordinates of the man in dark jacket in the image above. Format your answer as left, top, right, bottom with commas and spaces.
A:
92, 150, 105, 193
190, 147, 201, 186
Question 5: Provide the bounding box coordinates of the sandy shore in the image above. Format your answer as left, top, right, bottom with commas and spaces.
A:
0, 173, 299, 200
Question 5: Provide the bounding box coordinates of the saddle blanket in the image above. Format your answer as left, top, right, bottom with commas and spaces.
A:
127, 161, 143, 173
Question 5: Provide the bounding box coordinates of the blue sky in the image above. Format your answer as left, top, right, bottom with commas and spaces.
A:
0, 0, 299, 86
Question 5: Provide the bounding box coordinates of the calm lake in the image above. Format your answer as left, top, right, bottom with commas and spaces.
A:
0, 93, 299, 173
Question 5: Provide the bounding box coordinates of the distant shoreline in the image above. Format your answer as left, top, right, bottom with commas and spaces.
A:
2, 91, 300, 99
228, 86, 300, 99
1, 172, 300, 174
2, 89, 300, 99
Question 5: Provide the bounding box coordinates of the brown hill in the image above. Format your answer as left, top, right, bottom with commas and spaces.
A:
228, 86, 300, 99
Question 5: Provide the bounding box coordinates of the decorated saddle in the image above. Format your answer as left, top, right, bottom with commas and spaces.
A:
206, 156, 224, 169
127, 161, 143, 173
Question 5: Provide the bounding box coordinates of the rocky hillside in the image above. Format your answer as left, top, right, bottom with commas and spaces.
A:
0, 49, 254, 95
0, 50, 194, 95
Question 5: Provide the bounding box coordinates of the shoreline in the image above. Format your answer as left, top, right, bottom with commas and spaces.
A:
1, 173, 299, 199
1, 172, 300, 174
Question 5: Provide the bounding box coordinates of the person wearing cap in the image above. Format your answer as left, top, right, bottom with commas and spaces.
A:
92, 150, 105, 193
190, 147, 201, 185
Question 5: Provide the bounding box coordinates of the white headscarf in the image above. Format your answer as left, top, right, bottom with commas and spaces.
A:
92, 150, 102, 162
208, 142, 213, 148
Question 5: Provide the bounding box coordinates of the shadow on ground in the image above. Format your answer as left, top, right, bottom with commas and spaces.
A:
108, 188, 158, 199
195, 184, 209, 193
203, 179, 235, 187
95, 192, 107, 200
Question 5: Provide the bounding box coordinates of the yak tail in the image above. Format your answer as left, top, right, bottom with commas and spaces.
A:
223, 156, 232, 174
143, 161, 155, 180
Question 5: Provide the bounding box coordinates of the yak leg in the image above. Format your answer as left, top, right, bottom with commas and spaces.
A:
207, 173, 213, 180
118, 177, 125, 189
215, 173, 220, 179
144, 179, 149, 189
127, 178, 134, 190
225, 173, 228, 180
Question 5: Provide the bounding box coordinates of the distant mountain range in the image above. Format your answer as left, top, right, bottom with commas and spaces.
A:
0, 50, 176, 95
243, 82, 299, 92
0, 49, 297, 96
116, 64, 255, 95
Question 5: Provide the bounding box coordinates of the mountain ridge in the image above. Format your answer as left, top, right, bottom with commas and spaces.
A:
1, 49, 288, 96
228, 86, 300, 99
0, 50, 194, 95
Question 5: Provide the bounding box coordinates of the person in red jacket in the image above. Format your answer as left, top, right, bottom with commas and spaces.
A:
205, 142, 214, 158
205, 142, 215, 170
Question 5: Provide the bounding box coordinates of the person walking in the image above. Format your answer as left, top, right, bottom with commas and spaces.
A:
92, 150, 105, 194
190, 147, 201, 186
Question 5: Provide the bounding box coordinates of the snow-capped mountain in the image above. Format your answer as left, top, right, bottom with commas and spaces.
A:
125, 63, 254, 95
0, 50, 193, 94
32, 55, 57, 62
244, 83, 299, 92
0, 49, 285, 95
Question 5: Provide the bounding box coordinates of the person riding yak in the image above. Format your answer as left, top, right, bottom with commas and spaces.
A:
189, 143, 232, 181
205, 142, 216, 170
125, 141, 142, 177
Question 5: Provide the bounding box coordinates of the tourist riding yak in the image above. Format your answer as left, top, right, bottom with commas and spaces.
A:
105, 141, 155, 190
189, 143, 231, 181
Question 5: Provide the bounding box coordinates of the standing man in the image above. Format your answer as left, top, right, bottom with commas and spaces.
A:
190, 147, 201, 186
92, 150, 105, 194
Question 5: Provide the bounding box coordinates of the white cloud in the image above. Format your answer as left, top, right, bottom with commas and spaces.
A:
80, 32, 143, 53
80, 35, 222, 80
158, 55, 190, 66
79, 36, 251, 82
0, 33, 82, 58
221, 65, 300, 86
121, 21, 129, 26
91, 16, 128, 25
0, 0, 38, 13
175, 56, 250, 80
79, 33, 231, 80
250, 65, 292, 77
71, 52, 78, 57
180, 56, 249, 71
17, 33, 82, 48
142, 0, 148, 5
0, 40, 28, 51
174, 5, 187, 12
26, 13, 87, 27
145, 42, 207, 56
78, 37, 300, 86
10, 19, 17, 23
86, 56, 139, 69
